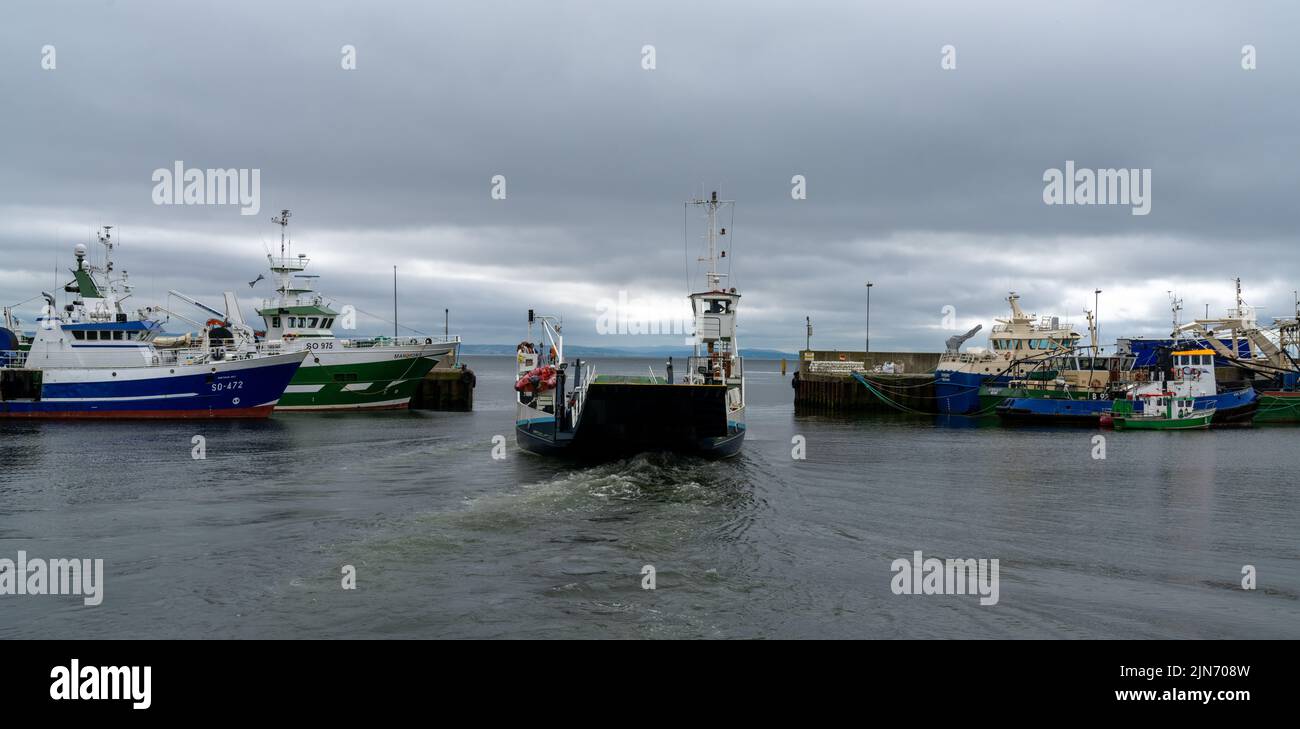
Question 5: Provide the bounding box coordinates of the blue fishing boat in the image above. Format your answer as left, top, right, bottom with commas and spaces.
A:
933, 294, 1081, 414
0, 231, 306, 419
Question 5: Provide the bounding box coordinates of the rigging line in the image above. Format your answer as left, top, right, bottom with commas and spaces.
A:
686, 200, 696, 293
5, 293, 46, 309
727, 202, 735, 289
350, 304, 435, 337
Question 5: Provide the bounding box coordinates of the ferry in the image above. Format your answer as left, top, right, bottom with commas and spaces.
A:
249, 210, 460, 411
0, 231, 305, 419
514, 192, 746, 458
933, 294, 1081, 414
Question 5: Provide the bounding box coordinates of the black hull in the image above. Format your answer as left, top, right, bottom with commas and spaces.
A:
1211, 398, 1258, 427
516, 380, 744, 460
516, 420, 745, 460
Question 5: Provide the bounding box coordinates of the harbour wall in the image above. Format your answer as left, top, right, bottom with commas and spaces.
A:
793, 350, 941, 414
410, 364, 476, 411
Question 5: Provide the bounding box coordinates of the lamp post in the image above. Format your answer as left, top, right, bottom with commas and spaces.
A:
865, 281, 873, 355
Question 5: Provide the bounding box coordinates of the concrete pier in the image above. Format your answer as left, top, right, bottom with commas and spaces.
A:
792, 350, 941, 414
410, 364, 476, 411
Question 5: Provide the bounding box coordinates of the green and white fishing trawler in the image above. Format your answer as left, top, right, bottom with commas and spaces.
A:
252, 210, 460, 411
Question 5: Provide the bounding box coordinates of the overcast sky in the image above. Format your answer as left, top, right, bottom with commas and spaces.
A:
2, 0, 1296, 352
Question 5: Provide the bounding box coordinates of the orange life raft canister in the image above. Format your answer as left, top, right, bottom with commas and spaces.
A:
515, 365, 558, 393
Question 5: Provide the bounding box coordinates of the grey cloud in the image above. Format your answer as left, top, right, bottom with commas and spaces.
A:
1, 0, 1296, 351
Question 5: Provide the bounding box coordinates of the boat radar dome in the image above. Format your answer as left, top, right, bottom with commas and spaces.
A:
75, 243, 87, 258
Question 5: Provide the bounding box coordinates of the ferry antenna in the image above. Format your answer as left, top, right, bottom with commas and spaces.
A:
687, 190, 734, 292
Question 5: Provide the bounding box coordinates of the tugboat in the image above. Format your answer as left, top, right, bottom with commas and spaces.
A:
0, 229, 305, 418
514, 191, 745, 458
249, 210, 460, 411
933, 293, 1081, 414
1108, 395, 1215, 431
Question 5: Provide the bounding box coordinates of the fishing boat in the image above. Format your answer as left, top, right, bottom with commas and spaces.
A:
0, 231, 305, 419
1107, 395, 1215, 430
933, 294, 1081, 414
1174, 279, 1300, 423
980, 349, 1137, 420
996, 347, 1257, 427
514, 191, 745, 458
247, 210, 460, 411
1, 306, 32, 354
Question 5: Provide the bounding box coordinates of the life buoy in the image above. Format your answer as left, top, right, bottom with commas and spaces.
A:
425, 338, 433, 345
1090, 379, 1101, 388
1004, 352, 1011, 361
283, 333, 297, 341
515, 365, 557, 393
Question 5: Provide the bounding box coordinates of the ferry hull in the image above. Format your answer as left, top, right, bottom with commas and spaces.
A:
516, 418, 746, 459
0, 353, 304, 420
274, 344, 452, 411
515, 383, 745, 459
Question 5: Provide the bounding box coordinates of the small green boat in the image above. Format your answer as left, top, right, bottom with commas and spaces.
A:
1109, 396, 1214, 430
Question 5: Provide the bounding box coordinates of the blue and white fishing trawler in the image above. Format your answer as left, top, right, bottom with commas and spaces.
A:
0, 229, 306, 419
